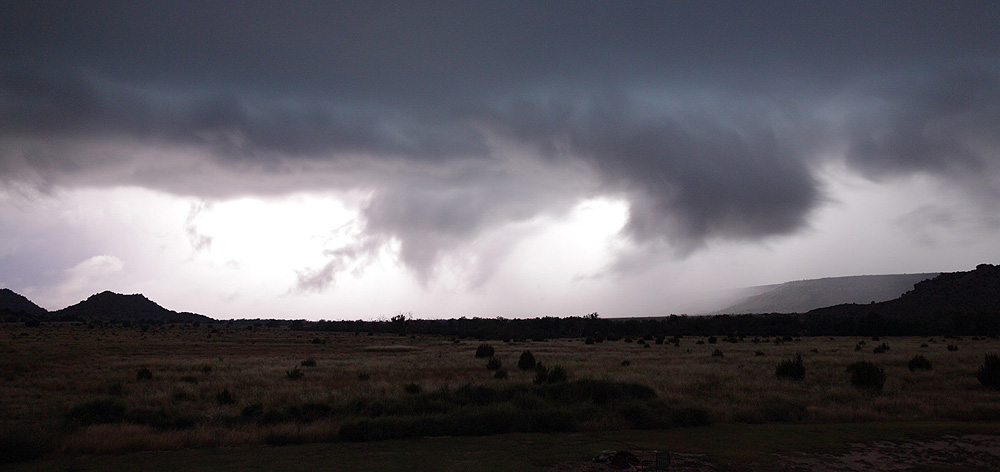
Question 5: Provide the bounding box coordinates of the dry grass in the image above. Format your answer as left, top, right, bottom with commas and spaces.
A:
2, 322, 998, 458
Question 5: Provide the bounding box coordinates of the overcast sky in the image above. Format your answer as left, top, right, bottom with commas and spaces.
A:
2, 1, 999, 319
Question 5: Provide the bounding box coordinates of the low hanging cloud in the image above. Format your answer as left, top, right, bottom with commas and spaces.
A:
3, 2, 1000, 291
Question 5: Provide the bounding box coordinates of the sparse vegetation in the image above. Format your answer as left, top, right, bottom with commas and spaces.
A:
286, 367, 303, 380
4, 323, 1000, 460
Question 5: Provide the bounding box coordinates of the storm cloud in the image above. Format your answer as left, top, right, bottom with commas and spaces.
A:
3, 1, 999, 295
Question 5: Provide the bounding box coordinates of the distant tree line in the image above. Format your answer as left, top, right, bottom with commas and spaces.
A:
290, 310, 1000, 339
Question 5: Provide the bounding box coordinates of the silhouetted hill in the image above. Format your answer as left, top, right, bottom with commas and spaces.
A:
716, 273, 938, 314
53, 291, 212, 323
803, 264, 1000, 334
0, 288, 48, 316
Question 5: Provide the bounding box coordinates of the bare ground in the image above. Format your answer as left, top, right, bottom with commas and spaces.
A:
546, 435, 1000, 471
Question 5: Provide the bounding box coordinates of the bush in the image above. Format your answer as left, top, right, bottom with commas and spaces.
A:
65, 398, 126, 427
486, 357, 501, 371
301, 358, 316, 367
404, 383, 422, 394
286, 367, 304, 379
947, 344, 959, 352
533, 363, 548, 384
517, 350, 536, 370
547, 365, 568, 383
475, 344, 495, 359
907, 355, 932, 371
775, 353, 805, 380
846, 361, 886, 392
711, 349, 724, 358
493, 370, 509, 380
977, 354, 1000, 389
0, 425, 52, 464
136, 366, 153, 381
216, 388, 235, 405
873, 342, 890, 354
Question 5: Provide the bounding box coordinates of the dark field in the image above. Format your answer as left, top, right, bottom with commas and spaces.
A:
2, 322, 999, 469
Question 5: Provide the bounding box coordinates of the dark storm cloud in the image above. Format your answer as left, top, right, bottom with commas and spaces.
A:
3, 1, 1000, 283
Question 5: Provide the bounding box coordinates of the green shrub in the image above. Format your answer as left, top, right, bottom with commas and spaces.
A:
486, 356, 501, 371
286, 367, 303, 379
907, 355, 932, 371
711, 349, 724, 358
873, 342, 890, 354
977, 354, 1000, 389
517, 350, 536, 370
136, 366, 153, 381
475, 344, 495, 358
846, 361, 886, 392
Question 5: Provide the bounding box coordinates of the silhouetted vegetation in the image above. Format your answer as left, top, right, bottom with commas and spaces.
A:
475, 343, 495, 358
846, 361, 886, 393
517, 350, 536, 370
907, 355, 932, 371
775, 353, 805, 380
977, 354, 1000, 389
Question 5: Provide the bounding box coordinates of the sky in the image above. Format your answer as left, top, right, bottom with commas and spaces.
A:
2, 1, 999, 319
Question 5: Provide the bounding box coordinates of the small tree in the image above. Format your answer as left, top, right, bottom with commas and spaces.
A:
486, 356, 501, 371
775, 353, 805, 380
518, 350, 536, 370
475, 344, 495, 359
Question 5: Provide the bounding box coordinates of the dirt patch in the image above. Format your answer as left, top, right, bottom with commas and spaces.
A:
548, 435, 1000, 471
776, 434, 1000, 471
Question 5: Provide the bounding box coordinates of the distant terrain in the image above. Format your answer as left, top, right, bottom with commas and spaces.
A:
714, 273, 939, 315
1, 264, 996, 337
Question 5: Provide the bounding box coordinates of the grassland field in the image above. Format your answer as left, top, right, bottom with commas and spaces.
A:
2, 322, 999, 469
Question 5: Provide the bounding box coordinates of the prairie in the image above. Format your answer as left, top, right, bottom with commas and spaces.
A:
2, 321, 998, 466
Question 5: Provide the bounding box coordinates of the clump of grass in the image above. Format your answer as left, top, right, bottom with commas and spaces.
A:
357, 372, 371, 381
976, 354, 1000, 389
475, 344, 495, 358
846, 361, 886, 393
711, 349, 724, 358
775, 353, 805, 380
286, 367, 303, 380
517, 350, 536, 370
180, 375, 198, 384
486, 356, 501, 371
873, 342, 890, 354
493, 370, 508, 380
947, 344, 959, 352
403, 383, 422, 394
300, 358, 316, 367
907, 355, 932, 371
136, 367, 153, 381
